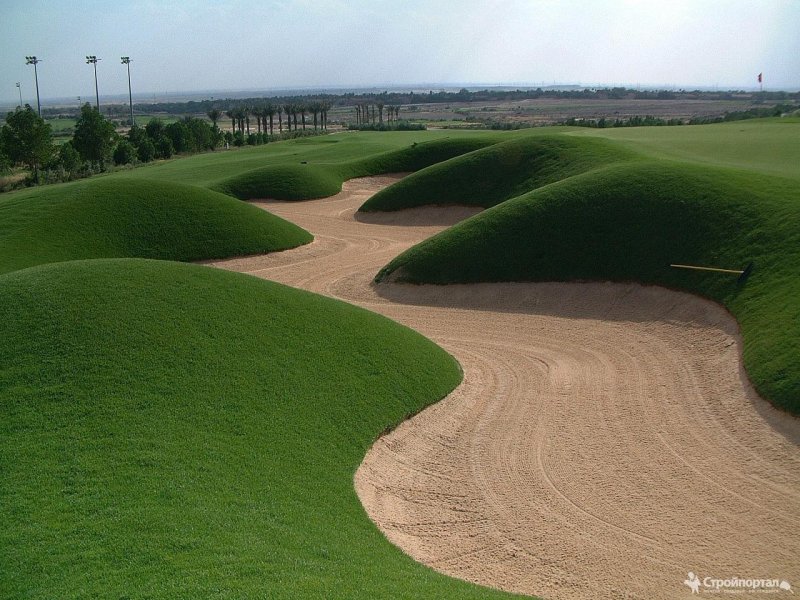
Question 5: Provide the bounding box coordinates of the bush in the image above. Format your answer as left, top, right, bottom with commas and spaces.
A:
165, 121, 191, 153
137, 138, 156, 163
58, 141, 82, 173
113, 140, 138, 166
155, 136, 174, 159
145, 118, 165, 140
0, 138, 10, 175
72, 104, 117, 170
347, 121, 426, 131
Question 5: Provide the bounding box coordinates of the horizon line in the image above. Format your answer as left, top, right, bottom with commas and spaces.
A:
2, 81, 798, 109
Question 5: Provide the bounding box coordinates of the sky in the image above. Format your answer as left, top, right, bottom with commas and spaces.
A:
1, 0, 799, 105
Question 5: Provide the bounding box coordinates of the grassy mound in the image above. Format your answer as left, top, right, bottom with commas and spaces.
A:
360, 135, 634, 211
116, 130, 504, 188
0, 259, 518, 599
212, 136, 502, 201
215, 163, 343, 200
354, 135, 503, 175
377, 162, 800, 414
0, 177, 311, 275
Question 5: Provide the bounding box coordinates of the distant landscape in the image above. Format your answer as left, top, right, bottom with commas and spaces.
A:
4, 85, 799, 137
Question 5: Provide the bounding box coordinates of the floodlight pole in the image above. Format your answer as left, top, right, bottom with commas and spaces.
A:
121, 57, 134, 126
25, 56, 42, 116
15, 82, 22, 107
86, 55, 100, 110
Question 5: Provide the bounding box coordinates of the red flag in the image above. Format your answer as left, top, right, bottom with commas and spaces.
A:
758, 73, 763, 83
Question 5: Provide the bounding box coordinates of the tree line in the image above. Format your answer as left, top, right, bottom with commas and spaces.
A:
209, 100, 331, 136
558, 103, 799, 129
0, 102, 326, 190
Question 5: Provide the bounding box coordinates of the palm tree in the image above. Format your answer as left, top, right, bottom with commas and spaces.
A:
377, 102, 384, 124
277, 105, 283, 133
311, 102, 319, 130
292, 105, 299, 131
226, 109, 236, 133
243, 106, 251, 135
237, 108, 246, 135
207, 108, 221, 128
251, 107, 260, 134
258, 107, 266, 134
300, 104, 307, 130
284, 104, 293, 131
266, 105, 276, 136
322, 102, 330, 129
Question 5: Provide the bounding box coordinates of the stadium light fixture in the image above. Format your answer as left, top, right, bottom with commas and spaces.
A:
121, 57, 134, 126
86, 55, 101, 110
24, 56, 42, 116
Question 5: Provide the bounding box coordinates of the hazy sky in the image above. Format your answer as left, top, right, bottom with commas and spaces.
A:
2, 0, 798, 104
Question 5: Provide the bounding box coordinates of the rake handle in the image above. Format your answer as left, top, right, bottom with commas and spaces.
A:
670, 264, 744, 275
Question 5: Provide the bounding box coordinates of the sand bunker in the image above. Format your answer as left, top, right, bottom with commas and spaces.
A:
207, 176, 800, 600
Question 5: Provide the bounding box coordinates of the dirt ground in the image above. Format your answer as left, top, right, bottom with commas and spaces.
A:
206, 176, 800, 600
376, 97, 760, 126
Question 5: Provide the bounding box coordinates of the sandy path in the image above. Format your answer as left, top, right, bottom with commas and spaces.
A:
206, 176, 800, 600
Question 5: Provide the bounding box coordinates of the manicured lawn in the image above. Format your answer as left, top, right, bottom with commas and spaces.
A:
360, 135, 635, 211
214, 135, 504, 200
0, 177, 311, 275
575, 118, 800, 180
0, 259, 519, 599
118, 129, 504, 188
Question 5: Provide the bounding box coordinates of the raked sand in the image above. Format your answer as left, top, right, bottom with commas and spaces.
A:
205, 175, 800, 600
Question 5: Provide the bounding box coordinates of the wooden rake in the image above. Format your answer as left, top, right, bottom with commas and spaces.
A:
670, 261, 754, 284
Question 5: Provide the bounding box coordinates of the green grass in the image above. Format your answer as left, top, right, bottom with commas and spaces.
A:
44, 117, 77, 133
214, 163, 345, 200
377, 158, 800, 414
574, 118, 800, 180
0, 177, 311, 275
116, 130, 503, 189
0, 258, 522, 599
213, 136, 504, 200
360, 135, 635, 211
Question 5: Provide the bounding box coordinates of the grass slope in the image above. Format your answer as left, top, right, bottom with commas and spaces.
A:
116, 130, 504, 189
213, 136, 503, 200
378, 161, 800, 414
577, 118, 800, 180
0, 259, 519, 600
0, 177, 311, 275
359, 135, 635, 211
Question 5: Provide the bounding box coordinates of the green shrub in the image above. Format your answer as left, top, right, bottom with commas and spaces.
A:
113, 140, 138, 165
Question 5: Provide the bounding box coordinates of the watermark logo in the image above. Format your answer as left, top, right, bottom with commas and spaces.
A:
685, 572, 702, 594
683, 572, 793, 594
